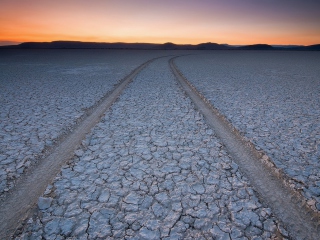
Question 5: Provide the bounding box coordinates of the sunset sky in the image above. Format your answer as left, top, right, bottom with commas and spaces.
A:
1, 0, 320, 46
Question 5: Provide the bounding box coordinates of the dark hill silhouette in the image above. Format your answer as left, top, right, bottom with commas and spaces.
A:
1, 41, 319, 51
157, 42, 177, 50
295, 44, 320, 51
154, 42, 190, 50
238, 44, 275, 50
13, 41, 158, 49
196, 42, 232, 50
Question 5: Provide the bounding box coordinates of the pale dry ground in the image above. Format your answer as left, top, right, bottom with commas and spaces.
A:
171, 57, 319, 239
0, 50, 175, 196
1, 50, 318, 239
0, 56, 156, 238
176, 51, 320, 211
15, 57, 286, 239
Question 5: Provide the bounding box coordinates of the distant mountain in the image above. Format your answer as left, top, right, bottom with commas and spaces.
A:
154, 42, 232, 50
196, 42, 232, 50
0, 41, 233, 50
238, 44, 275, 50
272, 45, 302, 48
295, 44, 320, 51
0, 41, 319, 51
6, 41, 158, 49
153, 42, 194, 50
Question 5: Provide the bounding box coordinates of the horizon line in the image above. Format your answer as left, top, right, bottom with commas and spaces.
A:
1, 40, 319, 47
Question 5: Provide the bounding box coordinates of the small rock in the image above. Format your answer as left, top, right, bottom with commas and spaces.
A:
139, 227, 160, 240
192, 183, 205, 194
38, 197, 53, 210
124, 192, 142, 205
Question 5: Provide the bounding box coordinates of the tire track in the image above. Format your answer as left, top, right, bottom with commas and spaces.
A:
170, 57, 320, 239
14, 56, 286, 239
0, 57, 158, 238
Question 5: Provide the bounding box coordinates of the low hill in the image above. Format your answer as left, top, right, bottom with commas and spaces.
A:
238, 44, 275, 50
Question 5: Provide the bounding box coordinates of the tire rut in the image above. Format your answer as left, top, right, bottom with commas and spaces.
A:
13, 56, 288, 239
0, 57, 158, 238
170, 56, 320, 240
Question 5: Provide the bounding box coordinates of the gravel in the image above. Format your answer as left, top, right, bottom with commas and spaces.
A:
15, 57, 287, 239
175, 51, 320, 211
0, 49, 167, 196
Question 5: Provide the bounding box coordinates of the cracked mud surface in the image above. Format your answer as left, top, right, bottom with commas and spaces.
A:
0, 50, 168, 196
15, 57, 287, 239
175, 51, 320, 211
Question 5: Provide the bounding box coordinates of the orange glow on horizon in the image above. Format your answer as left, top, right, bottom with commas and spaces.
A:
1, 0, 320, 46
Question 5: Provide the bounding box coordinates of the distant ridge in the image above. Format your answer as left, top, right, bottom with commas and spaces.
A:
238, 44, 275, 50
1, 41, 319, 51
295, 44, 320, 51
0, 41, 233, 50
197, 42, 231, 50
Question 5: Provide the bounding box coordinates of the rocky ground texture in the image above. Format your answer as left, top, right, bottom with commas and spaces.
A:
15, 57, 288, 239
0, 50, 166, 196
175, 51, 320, 211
